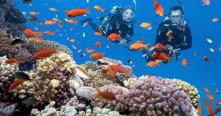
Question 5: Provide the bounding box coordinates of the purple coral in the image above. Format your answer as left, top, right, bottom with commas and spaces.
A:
128, 76, 194, 116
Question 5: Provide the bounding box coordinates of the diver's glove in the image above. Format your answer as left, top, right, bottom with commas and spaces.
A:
99, 25, 106, 35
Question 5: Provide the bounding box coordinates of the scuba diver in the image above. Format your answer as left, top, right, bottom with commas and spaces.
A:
81, 6, 135, 45
145, 6, 192, 63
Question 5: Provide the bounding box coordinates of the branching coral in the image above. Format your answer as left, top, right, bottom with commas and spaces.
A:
91, 84, 129, 112
36, 51, 76, 75
128, 76, 195, 116
173, 79, 200, 108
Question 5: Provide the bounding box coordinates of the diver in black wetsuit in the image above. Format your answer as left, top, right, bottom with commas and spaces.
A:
145, 6, 192, 62
81, 6, 135, 45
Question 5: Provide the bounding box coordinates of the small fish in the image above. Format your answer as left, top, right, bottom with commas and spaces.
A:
209, 108, 221, 116
205, 99, 213, 114
129, 40, 148, 50
140, 22, 152, 30
49, 8, 57, 12
204, 87, 210, 93
212, 18, 220, 22
6, 58, 17, 64
29, 11, 39, 15
94, 5, 105, 12
181, 58, 188, 66
107, 33, 121, 42
207, 93, 215, 100
83, 32, 86, 38
95, 41, 101, 47
9, 72, 30, 92
206, 38, 213, 44
33, 49, 56, 59
154, 0, 164, 17
90, 52, 104, 60
66, 8, 89, 17
94, 32, 102, 36
65, 19, 77, 24
23, 28, 43, 37
86, 48, 96, 53
96, 89, 115, 100
45, 20, 56, 25
203, 56, 209, 62
44, 31, 55, 35
146, 60, 161, 67
69, 38, 76, 43
209, 48, 215, 53
202, 0, 210, 6
215, 88, 219, 94
216, 101, 221, 106
133, 0, 137, 9
151, 51, 171, 61
27, 37, 45, 43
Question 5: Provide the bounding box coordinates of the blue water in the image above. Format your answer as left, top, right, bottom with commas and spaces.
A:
15, 0, 221, 115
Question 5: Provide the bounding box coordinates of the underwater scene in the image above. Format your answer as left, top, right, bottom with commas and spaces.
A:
0, 0, 221, 115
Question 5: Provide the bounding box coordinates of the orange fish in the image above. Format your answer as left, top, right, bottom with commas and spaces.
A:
23, 28, 42, 37
45, 20, 56, 25
140, 22, 152, 30
107, 33, 121, 42
95, 41, 101, 47
33, 49, 56, 59
205, 99, 213, 114
207, 93, 215, 100
86, 48, 96, 53
94, 32, 102, 36
66, 8, 89, 17
29, 11, 39, 15
209, 108, 221, 116
154, 0, 164, 17
107, 66, 116, 77
181, 58, 188, 66
96, 88, 115, 100
66, 19, 77, 24
94, 5, 104, 12
90, 52, 104, 60
6, 58, 17, 64
27, 37, 45, 43
146, 60, 161, 67
44, 31, 55, 35
204, 87, 210, 93
49, 8, 57, 12
129, 40, 148, 50
197, 104, 202, 116
151, 51, 171, 61
111, 64, 127, 73
9, 72, 30, 92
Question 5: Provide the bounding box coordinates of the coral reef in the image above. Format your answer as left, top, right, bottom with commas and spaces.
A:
173, 79, 200, 108
0, 3, 200, 114
128, 76, 195, 116
0, 56, 19, 99
91, 84, 129, 113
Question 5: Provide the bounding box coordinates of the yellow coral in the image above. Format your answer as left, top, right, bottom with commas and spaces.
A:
173, 79, 200, 108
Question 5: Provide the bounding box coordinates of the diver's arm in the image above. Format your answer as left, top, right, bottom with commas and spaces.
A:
174, 25, 192, 50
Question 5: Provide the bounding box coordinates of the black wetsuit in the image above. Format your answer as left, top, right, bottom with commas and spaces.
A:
156, 19, 192, 50
105, 11, 134, 42
145, 19, 192, 62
